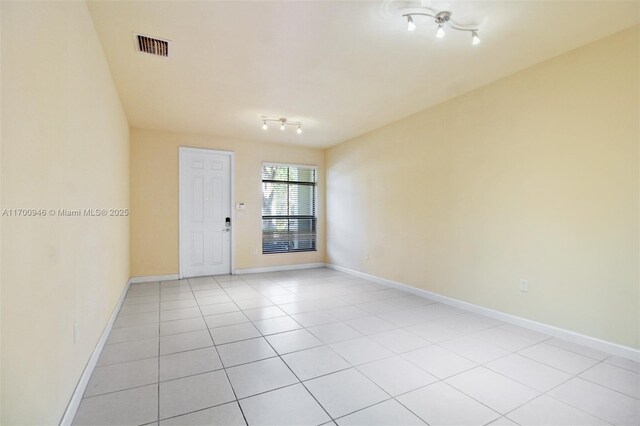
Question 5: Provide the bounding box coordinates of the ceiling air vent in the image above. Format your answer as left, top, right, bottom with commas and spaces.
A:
134, 33, 170, 57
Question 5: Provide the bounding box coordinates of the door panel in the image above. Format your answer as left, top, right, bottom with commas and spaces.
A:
180, 148, 232, 277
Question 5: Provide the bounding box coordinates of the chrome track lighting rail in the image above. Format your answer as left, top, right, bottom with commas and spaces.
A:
403, 8, 481, 45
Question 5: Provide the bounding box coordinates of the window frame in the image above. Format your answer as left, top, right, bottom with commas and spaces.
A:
261, 162, 318, 255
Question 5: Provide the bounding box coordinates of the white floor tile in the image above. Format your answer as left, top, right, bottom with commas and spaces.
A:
496, 324, 551, 342
375, 310, 424, 327
337, 399, 425, 425
253, 316, 302, 335
404, 322, 463, 343
580, 362, 640, 398
266, 329, 323, 354
402, 345, 476, 379
397, 381, 500, 426
226, 357, 298, 398
217, 337, 277, 367
346, 316, 396, 335
240, 383, 330, 426
518, 343, 600, 374
160, 401, 246, 426
485, 353, 572, 392
235, 297, 274, 310
123, 295, 159, 307
161, 299, 198, 310
507, 395, 610, 426
115, 312, 159, 328
210, 322, 261, 345
160, 307, 201, 322
445, 366, 539, 414
326, 306, 370, 321
120, 302, 160, 315
98, 338, 159, 366
305, 369, 389, 418
74, 384, 158, 426
107, 323, 159, 344
440, 335, 511, 364
355, 301, 397, 315
160, 317, 207, 336
487, 417, 519, 426
605, 356, 640, 373
161, 292, 196, 302
469, 327, 539, 352
159, 370, 235, 419
205, 311, 249, 328
159, 329, 213, 355
159, 347, 222, 381
548, 377, 640, 426
368, 329, 430, 354
409, 303, 465, 321
292, 311, 338, 327
328, 337, 393, 366
545, 338, 609, 360
283, 346, 351, 381
357, 356, 437, 396
85, 358, 158, 397
200, 302, 240, 316
434, 313, 502, 334
308, 323, 362, 344
243, 306, 287, 321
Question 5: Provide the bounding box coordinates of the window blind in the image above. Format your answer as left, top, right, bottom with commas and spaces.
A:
262, 164, 317, 254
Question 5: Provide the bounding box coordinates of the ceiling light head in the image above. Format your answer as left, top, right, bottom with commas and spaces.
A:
407, 15, 416, 32
262, 120, 268, 130
436, 24, 445, 38
297, 125, 302, 134
471, 31, 481, 45
434, 11, 451, 24
279, 118, 286, 131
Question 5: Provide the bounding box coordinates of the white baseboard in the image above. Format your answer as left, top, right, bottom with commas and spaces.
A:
327, 264, 640, 362
129, 273, 179, 283
59, 279, 131, 426
235, 262, 327, 275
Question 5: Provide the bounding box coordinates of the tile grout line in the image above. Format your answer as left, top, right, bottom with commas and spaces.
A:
188, 276, 250, 426
98, 269, 637, 425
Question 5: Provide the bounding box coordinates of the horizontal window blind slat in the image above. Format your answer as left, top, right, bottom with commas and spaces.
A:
262, 163, 317, 254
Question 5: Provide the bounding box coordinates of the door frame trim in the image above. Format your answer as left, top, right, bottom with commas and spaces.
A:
178, 146, 236, 278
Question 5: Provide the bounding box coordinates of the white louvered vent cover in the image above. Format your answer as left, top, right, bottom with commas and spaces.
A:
134, 33, 169, 57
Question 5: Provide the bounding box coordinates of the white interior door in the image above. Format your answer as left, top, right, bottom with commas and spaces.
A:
179, 147, 232, 277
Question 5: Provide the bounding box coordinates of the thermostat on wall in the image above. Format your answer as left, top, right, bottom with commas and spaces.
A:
236, 202, 246, 210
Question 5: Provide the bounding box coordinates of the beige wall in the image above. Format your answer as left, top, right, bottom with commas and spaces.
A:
1, 2, 130, 424
130, 128, 325, 277
326, 27, 640, 349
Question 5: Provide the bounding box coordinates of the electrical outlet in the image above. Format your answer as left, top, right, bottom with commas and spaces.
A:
253, 248, 258, 255
519, 279, 529, 293
73, 321, 79, 343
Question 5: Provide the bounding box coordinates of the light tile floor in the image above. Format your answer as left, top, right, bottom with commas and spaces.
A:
73, 268, 640, 426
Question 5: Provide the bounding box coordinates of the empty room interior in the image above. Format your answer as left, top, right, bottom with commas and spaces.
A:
1, 1, 639, 425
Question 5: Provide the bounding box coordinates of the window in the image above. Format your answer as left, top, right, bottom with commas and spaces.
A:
262, 164, 317, 254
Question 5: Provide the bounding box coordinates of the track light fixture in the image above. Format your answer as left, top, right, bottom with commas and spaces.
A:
402, 9, 481, 45
406, 15, 416, 32
472, 31, 481, 45
260, 117, 304, 134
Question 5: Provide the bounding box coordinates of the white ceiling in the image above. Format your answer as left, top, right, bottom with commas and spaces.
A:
87, 1, 639, 148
